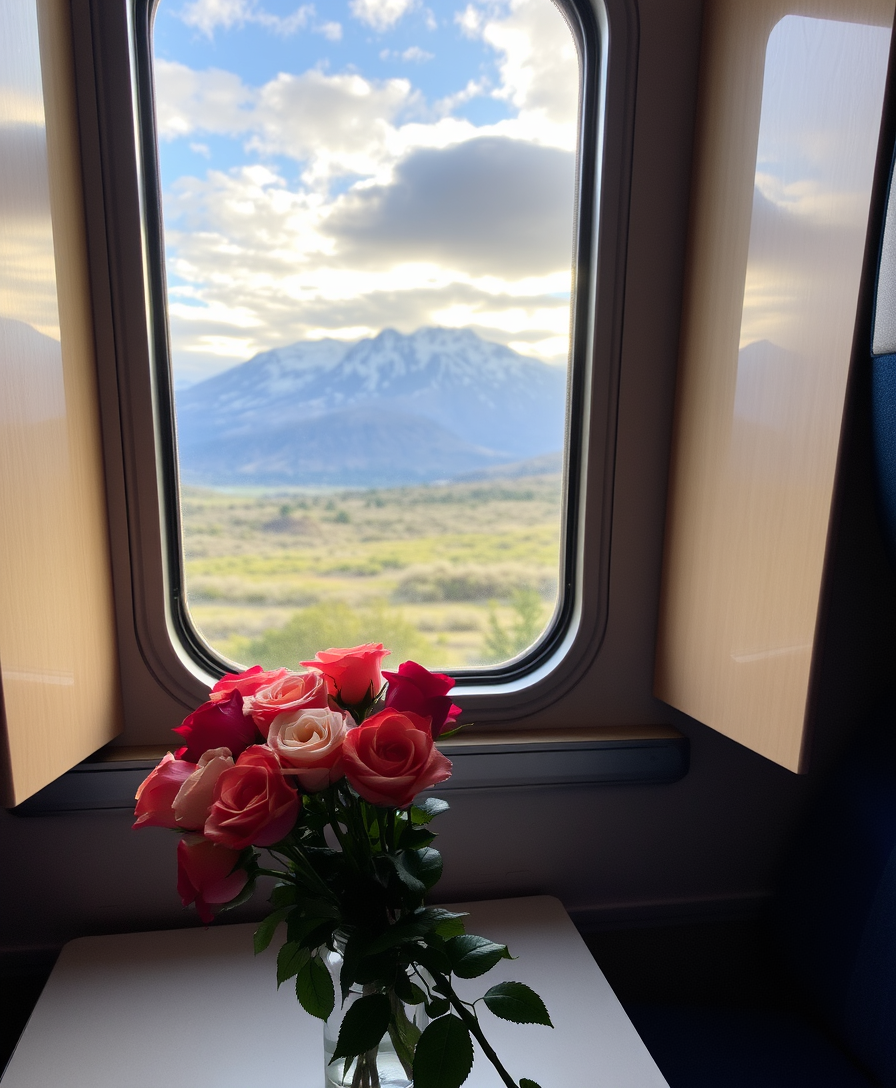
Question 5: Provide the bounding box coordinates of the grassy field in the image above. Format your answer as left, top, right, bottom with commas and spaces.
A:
181, 475, 563, 670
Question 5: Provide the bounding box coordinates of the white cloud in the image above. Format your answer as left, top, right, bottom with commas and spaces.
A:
178, 0, 315, 37
402, 46, 433, 62
154, 60, 253, 139
349, 0, 416, 32
155, 0, 581, 380
458, 0, 578, 149
317, 21, 342, 40
379, 45, 434, 62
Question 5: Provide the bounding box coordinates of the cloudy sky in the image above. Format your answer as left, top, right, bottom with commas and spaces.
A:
739, 13, 890, 355
151, 0, 580, 385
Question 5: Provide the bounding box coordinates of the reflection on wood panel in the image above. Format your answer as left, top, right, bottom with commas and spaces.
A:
656, 0, 893, 772
0, 0, 121, 806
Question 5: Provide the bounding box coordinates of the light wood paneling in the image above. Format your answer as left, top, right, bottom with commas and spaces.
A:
656, 0, 893, 771
0, 0, 122, 805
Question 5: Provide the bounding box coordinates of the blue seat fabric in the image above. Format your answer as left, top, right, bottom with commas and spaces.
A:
872, 353, 896, 567
776, 705, 896, 1088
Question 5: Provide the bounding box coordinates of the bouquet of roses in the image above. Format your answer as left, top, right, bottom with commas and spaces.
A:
133, 644, 551, 1088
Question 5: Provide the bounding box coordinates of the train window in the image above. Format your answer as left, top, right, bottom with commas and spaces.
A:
142, 0, 588, 680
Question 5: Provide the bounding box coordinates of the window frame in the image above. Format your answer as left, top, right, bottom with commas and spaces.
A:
72, 0, 640, 739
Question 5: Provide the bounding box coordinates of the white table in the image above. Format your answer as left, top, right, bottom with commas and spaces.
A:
1, 896, 669, 1087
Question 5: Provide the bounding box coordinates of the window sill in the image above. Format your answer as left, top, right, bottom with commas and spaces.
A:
9, 726, 688, 815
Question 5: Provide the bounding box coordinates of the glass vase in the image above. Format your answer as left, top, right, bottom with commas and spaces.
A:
323, 941, 429, 1088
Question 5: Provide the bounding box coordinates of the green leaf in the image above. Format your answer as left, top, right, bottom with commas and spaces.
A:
215, 876, 257, 913
393, 973, 428, 1005
270, 882, 297, 909
289, 917, 335, 951
433, 915, 466, 941
296, 896, 340, 921
331, 993, 391, 1062
402, 847, 443, 891
425, 997, 450, 1018
254, 907, 291, 954
446, 935, 511, 979
519, 1080, 543, 1088
412, 1015, 474, 1088
296, 954, 335, 1021
410, 797, 450, 825
277, 941, 310, 987
382, 854, 427, 898
400, 826, 437, 850
366, 908, 467, 955
482, 982, 552, 1026
415, 942, 452, 976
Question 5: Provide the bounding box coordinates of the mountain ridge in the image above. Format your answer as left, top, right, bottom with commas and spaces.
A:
175, 327, 567, 487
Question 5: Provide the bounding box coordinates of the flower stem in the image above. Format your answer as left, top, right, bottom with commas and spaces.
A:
434, 974, 521, 1088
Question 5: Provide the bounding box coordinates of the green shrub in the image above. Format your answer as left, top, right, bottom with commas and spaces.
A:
481, 588, 547, 664
239, 599, 435, 670
394, 563, 557, 604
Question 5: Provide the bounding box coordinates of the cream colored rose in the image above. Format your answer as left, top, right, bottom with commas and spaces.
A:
267, 707, 351, 792
173, 747, 234, 830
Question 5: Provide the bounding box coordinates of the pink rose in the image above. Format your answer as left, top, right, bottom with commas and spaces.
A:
383, 660, 461, 738
204, 745, 300, 850
245, 670, 329, 728
342, 709, 452, 808
133, 752, 196, 829
177, 836, 248, 924
210, 665, 289, 702
172, 747, 234, 830
301, 644, 390, 707
173, 691, 261, 762
267, 707, 351, 792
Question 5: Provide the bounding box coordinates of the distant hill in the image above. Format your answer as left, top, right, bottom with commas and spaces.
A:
175, 327, 567, 487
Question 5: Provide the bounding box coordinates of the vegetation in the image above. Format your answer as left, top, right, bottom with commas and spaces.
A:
180, 475, 562, 669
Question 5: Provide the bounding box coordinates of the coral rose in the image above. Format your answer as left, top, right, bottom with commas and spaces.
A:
209, 665, 289, 702
172, 747, 234, 830
133, 752, 196, 829
383, 660, 461, 738
301, 643, 390, 707
173, 691, 261, 762
176, 835, 247, 924
204, 745, 300, 850
267, 707, 351, 792
245, 670, 329, 728
342, 709, 452, 808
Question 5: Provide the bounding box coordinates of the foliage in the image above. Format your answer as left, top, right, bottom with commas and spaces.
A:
240, 600, 435, 669
179, 476, 562, 668
483, 588, 546, 662
253, 784, 552, 1088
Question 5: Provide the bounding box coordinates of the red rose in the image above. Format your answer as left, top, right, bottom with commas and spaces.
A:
383, 660, 461, 738
204, 745, 300, 850
173, 691, 261, 762
176, 836, 248, 924
209, 665, 289, 702
245, 669, 329, 727
301, 643, 390, 707
342, 709, 452, 808
133, 752, 197, 829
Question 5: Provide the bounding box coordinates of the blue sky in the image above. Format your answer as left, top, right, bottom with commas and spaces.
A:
150, 0, 580, 385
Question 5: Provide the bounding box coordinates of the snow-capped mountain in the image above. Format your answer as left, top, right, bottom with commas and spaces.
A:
175, 327, 567, 487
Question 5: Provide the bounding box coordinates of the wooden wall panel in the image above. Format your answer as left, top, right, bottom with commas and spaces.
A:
655, 0, 893, 771
0, 0, 122, 805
